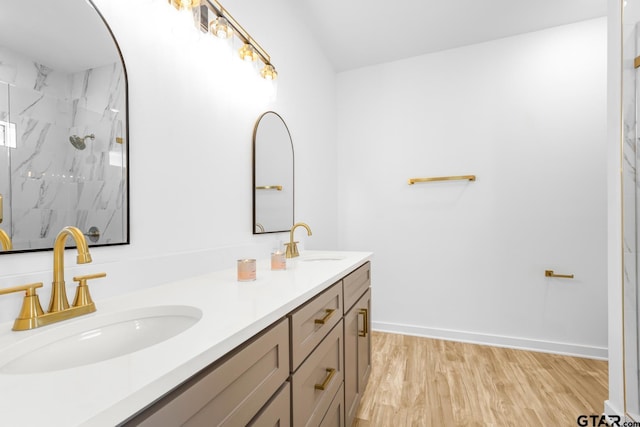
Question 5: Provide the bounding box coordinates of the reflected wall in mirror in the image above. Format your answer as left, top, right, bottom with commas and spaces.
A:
253, 111, 294, 234
0, 0, 129, 253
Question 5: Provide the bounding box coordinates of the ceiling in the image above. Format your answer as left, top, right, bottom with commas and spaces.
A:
292, 0, 608, 72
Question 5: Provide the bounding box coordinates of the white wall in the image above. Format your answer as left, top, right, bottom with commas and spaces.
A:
0, 0, 338, 323
337, 18, 608, 358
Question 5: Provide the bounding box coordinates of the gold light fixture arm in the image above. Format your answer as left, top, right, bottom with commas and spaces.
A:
207, 0, 270, 64
408, 175, 476, 185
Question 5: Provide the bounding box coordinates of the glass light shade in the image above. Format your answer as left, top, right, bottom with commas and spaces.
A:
210, 17, 233, 39
260, 64, 278, 80
238, 43, 258, 62
170, 0, 200, 10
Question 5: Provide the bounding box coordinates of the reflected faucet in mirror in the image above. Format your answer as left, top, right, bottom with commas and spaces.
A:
0, 229, 12, 251
285, 222, 312, 258
0, 226, 106, 331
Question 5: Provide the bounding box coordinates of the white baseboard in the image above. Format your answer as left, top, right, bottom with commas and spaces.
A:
372, 321, 608, 360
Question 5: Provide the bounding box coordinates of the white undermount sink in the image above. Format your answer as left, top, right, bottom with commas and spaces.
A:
0, 305, 202, 374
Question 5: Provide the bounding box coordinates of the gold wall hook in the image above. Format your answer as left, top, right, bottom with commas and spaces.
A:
545, 270, 574, 279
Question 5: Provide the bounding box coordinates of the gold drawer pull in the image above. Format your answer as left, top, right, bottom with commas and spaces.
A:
314, 308, 336, 325
314, 368, 336, 391
358, 308, 369, 337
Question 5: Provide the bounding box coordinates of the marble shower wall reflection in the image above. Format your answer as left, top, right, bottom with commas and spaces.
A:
0, 46, 127, 250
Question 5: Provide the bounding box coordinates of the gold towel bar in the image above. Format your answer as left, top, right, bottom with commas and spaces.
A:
545, 270, 574, 279
408, 175, 476, 185
256, 185, 283, 191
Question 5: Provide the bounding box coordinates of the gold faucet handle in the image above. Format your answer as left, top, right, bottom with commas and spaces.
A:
72, 272, 107, 284
0, 282, 43, 296
71, 272, 106, 309
0, 283, 45, 331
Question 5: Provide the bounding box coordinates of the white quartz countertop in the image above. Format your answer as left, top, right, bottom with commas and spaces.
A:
0, 250, 372, 427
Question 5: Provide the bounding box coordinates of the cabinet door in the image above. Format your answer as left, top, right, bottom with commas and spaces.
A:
129, 318, 289, 427
344, 289, 371, 427
357, 289, 371, 393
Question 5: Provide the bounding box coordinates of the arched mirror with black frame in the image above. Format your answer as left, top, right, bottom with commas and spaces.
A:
0, 0, 129, 253
252, 111, 294, 234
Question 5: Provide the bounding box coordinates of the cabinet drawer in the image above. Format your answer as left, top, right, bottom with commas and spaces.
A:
319, 383, 345, 427
291, 320, 344, 427
131, 318, 289, 427
248, 382, 291, 427
290, 282, 342, 370
343, 262, 370, 313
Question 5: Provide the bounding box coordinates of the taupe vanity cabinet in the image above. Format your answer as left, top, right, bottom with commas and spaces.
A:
343, 265, 372, 427
121, 261, 372, 427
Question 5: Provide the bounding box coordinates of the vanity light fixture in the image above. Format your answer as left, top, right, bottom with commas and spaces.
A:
170, 0, 200, 11
167, 0, 278, 81
239, 43, 257, 62
260, 64, 278, 80
210, 16, 233, 39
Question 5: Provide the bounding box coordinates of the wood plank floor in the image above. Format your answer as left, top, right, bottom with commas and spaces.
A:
354, 332, 608, 426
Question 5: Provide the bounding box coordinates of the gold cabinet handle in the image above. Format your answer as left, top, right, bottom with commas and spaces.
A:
358, 308, 369, 337
314, 308, 336, 325
314, 368, 337, 391
544, 270, 574, 279
256, 185, 283, 191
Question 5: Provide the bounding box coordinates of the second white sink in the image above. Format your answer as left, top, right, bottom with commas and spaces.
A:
0, 305, 202, 374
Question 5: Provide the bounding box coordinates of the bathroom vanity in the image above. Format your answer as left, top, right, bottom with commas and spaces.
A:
0, 251, 372, 427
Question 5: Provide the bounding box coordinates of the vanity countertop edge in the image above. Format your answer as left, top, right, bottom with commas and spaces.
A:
0, 250, 372, 427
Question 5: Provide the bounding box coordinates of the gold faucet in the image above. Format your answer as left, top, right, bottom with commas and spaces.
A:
50, 226, 92, 312
0, 226, 106, 331
285, 222, 312, 258
0, 229, 12, 250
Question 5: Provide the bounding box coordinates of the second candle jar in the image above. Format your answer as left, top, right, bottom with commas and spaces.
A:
271, 251, 286, 270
